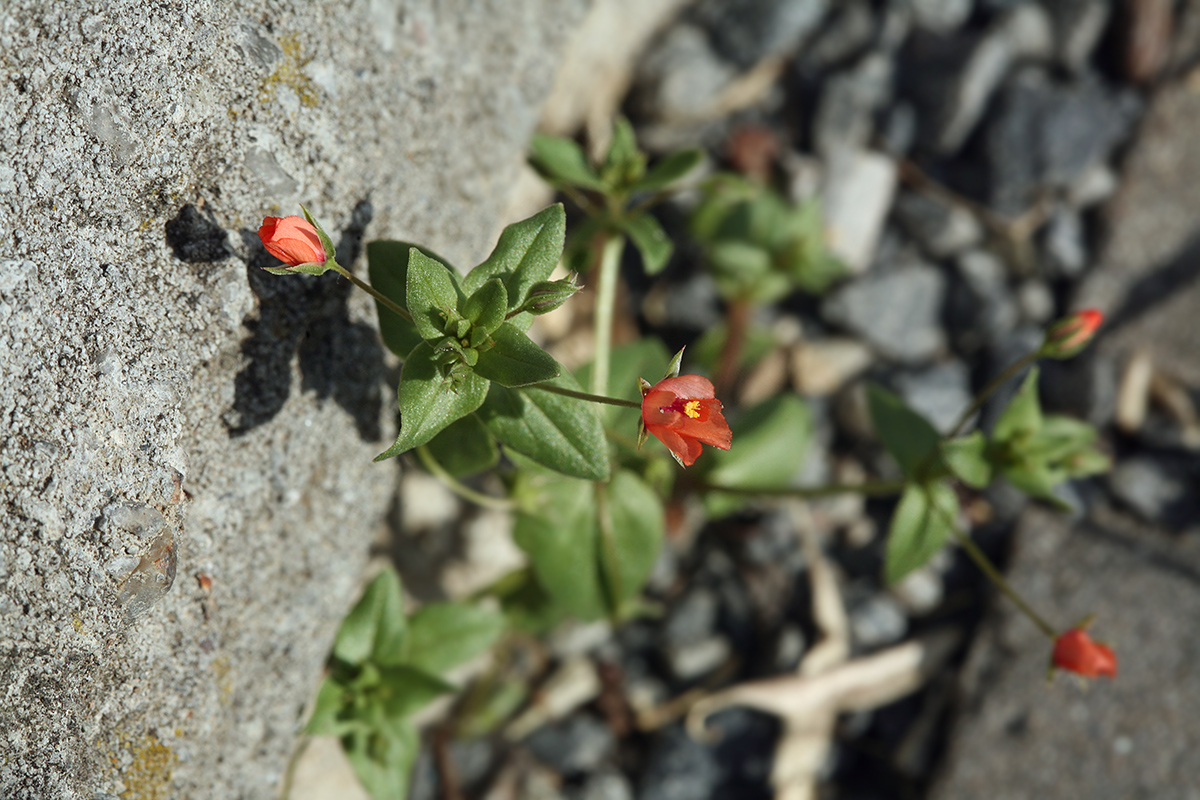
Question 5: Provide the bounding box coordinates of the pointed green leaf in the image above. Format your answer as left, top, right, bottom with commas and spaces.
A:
632, 148, 704, 193
463, 277, 508, 335
529, 134, 604, 191
601, 117, 644, 187
940, 431, 993, 489
699, 395, 811, 516
867, 385, 942, 479
465, 205, 567, 318
305, 677, 347, 736
479, 372, 611, 481
367, 240, 424, 359
599, 471, 664, 616
377, 666, 457, 721
472, 323, 560, 387
343, 721, 418, 800
376, 342, 490, 460
407, 247, 464, 342
333, 567, 406, 667
993, 367, 1043, 442
423, 414, 499, 477
885, 482, 958, 585
404, 601, 506, 675
623, 213, 673, 276
513, 476, 605, 619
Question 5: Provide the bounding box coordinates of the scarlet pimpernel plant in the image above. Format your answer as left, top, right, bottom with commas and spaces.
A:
259, 120, 1115, 800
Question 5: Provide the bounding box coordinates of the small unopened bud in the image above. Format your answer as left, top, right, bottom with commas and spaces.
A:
1041, 309, 1103, 359
522, 278, 581, 315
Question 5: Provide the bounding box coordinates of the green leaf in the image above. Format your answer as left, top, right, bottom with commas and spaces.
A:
632, 148, 704, 193
622, 214, 673, 276
529, 134, 604, 191
404, 601, 506, 675
343, 721, 418, 800
479, 371, 610, 481
423, 414, 499, 477
406, 247, 463, 342
377, 665, 457, 720
462, 277, 508, 335
885, 482, 958, 585
472, 323, 561, 387
599, 471, 664, 616
867, 385, 942, 479
1001, 460, 1065, 500
465, 205, 567, 332
601, 117, 644, 187
993, 367, 1043, 442
305, 677, 347, 736
940, 431, 993, 489
367, 240, 426, 359
699, 395, 811, 516
513, 476, 605, 619
376, 343, 490, 460
334, 567, 407, 667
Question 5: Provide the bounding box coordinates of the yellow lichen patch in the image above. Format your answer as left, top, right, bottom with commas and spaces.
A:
684, 400, 701, 419
106, 732, 178, 800
73, 616, 86, 634
259, 34, 319, 109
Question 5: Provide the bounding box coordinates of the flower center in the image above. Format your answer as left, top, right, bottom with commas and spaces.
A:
683, 400, 701, 419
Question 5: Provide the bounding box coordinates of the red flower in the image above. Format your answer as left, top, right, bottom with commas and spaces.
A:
258, 215, 327, 267
1052, 627, 1117, 679
1042, 309, 1103, 359
640, 375, 732, 467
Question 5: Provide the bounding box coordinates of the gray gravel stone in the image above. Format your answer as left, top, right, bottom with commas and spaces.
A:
568, 768, 635, 800
893, 190, 983, 258
911, 0, 973, 35
638, 725, 722, 800
813, 53, 894, 158
801, 0, 876, 70
848, 591, 909, 648
1108, 456, 1200, 531
633, 23, 739, 122
1049, 0, 1112, 74
693, 0, 830, 68
528, 715, 617, 775
823, 260, 946, 363
1042, 205, 1090, 278
893, 360, 974, 435
821, 147, 898, 275
0, 1, 584, 797
950, 249, 1019, 352
664, 588, 720, 647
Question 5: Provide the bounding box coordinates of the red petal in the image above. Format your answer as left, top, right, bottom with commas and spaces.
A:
651, 374, 716, 399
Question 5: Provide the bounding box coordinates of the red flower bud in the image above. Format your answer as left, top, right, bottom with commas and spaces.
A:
1052, 627, 1117, 679
640, 375, 732, 467
258, 215, 327, 268
1041, 309, 1103, 359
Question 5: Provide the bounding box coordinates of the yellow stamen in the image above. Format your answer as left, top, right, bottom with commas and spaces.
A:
683, 400, 701, 419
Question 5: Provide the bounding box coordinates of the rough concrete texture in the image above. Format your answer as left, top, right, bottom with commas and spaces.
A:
930, 504, 1200, 799
0, 1, 583, 798
1077, 75, 1200, 385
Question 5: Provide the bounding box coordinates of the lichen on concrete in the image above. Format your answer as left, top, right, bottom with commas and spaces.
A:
0, 0, 585, 797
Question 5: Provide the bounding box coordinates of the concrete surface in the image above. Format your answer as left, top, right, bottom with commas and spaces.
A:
0, 1, 583, 798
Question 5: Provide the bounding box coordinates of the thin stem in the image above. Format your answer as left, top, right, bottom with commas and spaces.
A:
590, 234, 626, 397
327, 261, 414, 324
416, 446, 515, 512
715, 297, 751, 399
527, 382, 641, 409
949, 350, 1040, 437
949, 526, 1057, 640
691, 479, 906, 499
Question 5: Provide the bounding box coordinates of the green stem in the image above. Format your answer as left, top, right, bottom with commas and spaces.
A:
328, 261, 414, 324
527, 382, 641, 409
949, 526, 1057, 640
590, 234, 626, 397
416, 445, 515, 512
692, 479, 906, 499
949, 350, 1040, 437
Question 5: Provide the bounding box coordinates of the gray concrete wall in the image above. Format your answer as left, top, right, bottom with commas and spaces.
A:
0, 1, 584, 797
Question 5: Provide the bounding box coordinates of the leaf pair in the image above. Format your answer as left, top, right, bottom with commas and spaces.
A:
308, 568, 505, 799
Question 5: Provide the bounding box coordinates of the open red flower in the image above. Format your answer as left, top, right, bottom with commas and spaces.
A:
640, 375, 732, 467
1052, 627, 1117, 679
258, 215, 327, 268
